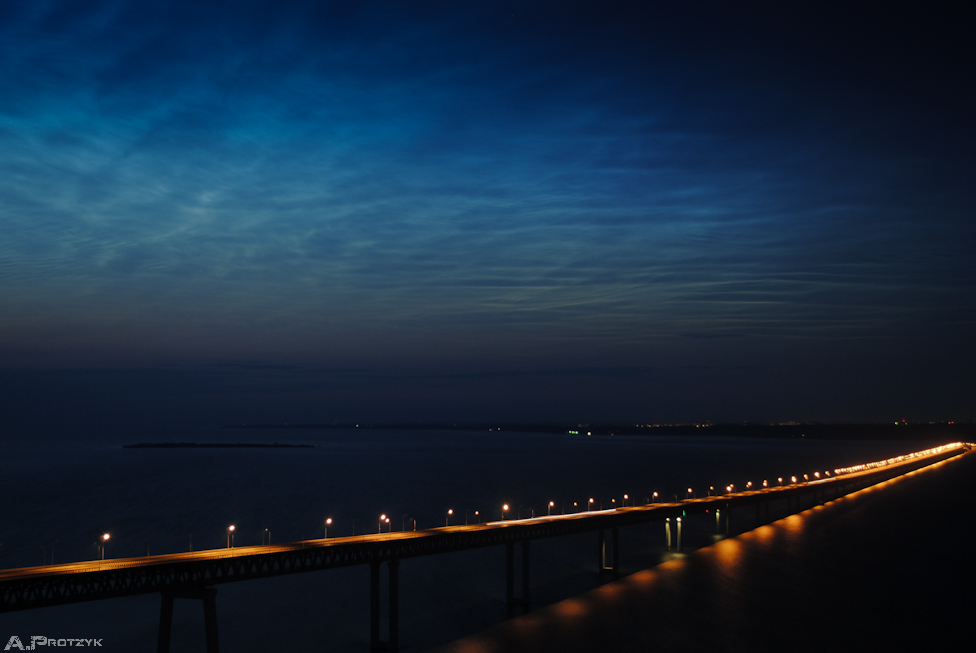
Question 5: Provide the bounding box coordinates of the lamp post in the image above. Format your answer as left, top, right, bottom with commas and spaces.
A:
687, 488, 694, 499
100, 533, 110, 560
502, 504, 509, 520
227, 525, 235, 549
446, 509, 453, 527
379, 514, 387, 534
325, 518, 332, 539
588, 498, 594, 512
623, 494, 629, 507
652, 491, 659, 503
263, 529, 270, 545
548, 501, 554, 516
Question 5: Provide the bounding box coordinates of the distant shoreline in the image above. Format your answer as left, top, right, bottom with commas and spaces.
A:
223, 422, 974, 441
123, 442, 314, 449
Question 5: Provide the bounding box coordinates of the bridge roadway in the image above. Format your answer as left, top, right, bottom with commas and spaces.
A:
0, 442, 970, 652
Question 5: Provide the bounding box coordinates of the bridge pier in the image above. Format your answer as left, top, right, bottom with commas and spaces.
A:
157, 587, 219, 653
598, 528, 619, 578
370, 559, 399, 652
505, 541, 531, 615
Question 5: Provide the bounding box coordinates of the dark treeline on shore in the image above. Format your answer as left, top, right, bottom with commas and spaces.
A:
225, 422, 975, 441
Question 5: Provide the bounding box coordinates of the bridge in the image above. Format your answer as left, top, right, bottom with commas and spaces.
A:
1, 442, 969, 652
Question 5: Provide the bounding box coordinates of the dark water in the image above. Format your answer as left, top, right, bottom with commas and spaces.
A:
0, 429, 938, 651
434, 450, 976, 653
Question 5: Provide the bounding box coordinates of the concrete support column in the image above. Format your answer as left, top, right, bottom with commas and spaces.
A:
506, 541, 530, 615
202, 590, 219, 653
611, 527, 619, 577
389, 560, 399, 651
370, 561, 381, 651
598, 529, 606, 569
157, 593, 174, 653
370, 560, 400, 652
157, 588, 218, 653
506, 542, 514, 609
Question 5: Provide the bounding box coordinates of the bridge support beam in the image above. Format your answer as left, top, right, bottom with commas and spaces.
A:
370, 559, 400, 652
157, 588, 219, 653
506, 541, 531, 615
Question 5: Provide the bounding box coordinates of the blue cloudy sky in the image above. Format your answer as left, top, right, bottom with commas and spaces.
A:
1, 1, 974, 428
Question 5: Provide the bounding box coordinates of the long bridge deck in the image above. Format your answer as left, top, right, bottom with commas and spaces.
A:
1, 441, 970, 651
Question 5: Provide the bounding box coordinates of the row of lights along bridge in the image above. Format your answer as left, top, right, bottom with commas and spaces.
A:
84, 475, 831, 555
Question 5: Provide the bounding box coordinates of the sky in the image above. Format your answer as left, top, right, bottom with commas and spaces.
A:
1, 1, 974, 430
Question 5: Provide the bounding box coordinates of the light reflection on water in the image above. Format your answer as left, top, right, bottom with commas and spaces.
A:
0, 431, 962, 652
436, 450, 975, 653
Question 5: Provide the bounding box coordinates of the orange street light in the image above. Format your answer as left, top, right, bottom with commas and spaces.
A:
502, 504, 510, 520
325, 518, 332, 539
548, 501, 555, 516
446, 509, 453, 527
226, 525, 235, 549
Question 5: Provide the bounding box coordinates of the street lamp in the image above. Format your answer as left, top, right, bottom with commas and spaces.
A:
325, 518, 332, 539
379, 514, 387, 533
263, 528, 270, 545
588, 498, 594, 512
100, 533, 110, 560
446, 509, 453, 527
652, 492, 659, 503
227, 525, 235, 548
548, 501, 554, 516
623, 494, 629, 507
502, 504, 510, 520
687, 488, 694, 499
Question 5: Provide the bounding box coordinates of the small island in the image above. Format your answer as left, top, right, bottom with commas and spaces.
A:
123, 442, 314, 449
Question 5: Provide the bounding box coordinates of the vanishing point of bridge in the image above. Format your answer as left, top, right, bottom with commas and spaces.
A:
1, 442, 970, 652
